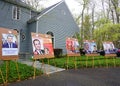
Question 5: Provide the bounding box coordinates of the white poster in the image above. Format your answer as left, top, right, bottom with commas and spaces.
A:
2, 33, 18, 56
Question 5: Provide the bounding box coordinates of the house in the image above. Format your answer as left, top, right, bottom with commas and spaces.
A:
0, 0, 80, 58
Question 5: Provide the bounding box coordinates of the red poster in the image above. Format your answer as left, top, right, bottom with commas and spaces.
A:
66, 37, 80, 56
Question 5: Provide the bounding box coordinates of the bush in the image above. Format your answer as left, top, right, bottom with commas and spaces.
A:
54, 48, 63, 58
116, 49, 120, 57
99, 50, 105, 56
79, 48, 85, 55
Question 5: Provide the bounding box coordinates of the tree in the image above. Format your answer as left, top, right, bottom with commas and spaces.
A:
76, 0, 90, 46
106, 0, 115, 24
91, 3, 95, 39
94, 23, 120, 49
21, 0, 44, 10
83, 15, 91, 40
111, 0, 120, 23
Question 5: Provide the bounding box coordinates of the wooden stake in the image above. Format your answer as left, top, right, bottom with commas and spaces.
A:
105, 57, 108, 68
98, 57, 101, 67
0, 68, 5, 84
33, 59, 36, 79
66, 56, 69, 70
86, 56, 88, 68
15, 60, 20, 81
113, 57, 116, 68
47, 58, 50, 76
74, 56, 77, 70
92, 56, 94, 68
5, 61, 9, 85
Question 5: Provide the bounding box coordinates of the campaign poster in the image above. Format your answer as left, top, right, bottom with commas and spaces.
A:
31, 32, 54, 59
0, 27, 18, 60
83, 40, 97, 54
42, 35, 54, 55
83, 40, 91, 54
90, 41, 97, 53
66, 37, 80, 55
2, 33, 18, 56
103, 42, 115, 54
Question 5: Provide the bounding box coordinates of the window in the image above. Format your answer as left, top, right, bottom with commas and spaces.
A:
12, 6, 20, 20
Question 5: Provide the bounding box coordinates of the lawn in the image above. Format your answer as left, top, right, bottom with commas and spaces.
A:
0, 61, 42, 84
0, 56, 120, 85
42, 56, 120, 69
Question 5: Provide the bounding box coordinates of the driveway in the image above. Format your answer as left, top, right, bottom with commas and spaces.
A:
8, 68, 120, 86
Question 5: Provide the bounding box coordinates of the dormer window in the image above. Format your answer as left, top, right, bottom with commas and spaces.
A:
12, 6, 20, 20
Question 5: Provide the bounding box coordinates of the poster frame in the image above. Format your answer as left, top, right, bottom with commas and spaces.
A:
0, 27, 19, 60
31, 32, 54, 60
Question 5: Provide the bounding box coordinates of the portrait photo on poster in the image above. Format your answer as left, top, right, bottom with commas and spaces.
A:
103, 42, 116, 54
66, 38, 73, 53
83, 42, 91, 54
90, 42, 97, 53
66, 38, 80, 54
73, 38, 80, 53
32, 38, 45, 55
43, 37, 54, 55
31, 33, 54, 57
83, 40, 98, 54
2, 33, 18, 56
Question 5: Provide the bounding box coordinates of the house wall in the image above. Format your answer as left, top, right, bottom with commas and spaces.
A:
27, 22, 36, 53
29, 2, 80, 54
0, 0, 32, 53
0, 0, 80, 57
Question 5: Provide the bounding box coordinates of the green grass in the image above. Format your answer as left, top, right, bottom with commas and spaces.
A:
42, 56, 120, 69
0, 56, 120, 84
0, 61, 42, 84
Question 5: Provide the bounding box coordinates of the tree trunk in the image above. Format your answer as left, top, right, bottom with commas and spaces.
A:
91, 4, 95, 39
111, 0, 119, 23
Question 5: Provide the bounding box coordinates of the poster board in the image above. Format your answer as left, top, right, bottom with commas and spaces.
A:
66, 37, 80, 56
31, 32, 54, 59
83, 40, 98, 54
83, 40, 99, 56
0, 27, 19, 60
103, 41, 116, 54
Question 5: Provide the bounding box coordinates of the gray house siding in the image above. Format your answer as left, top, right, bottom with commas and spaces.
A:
0, 0, 31, 52
0, 0, 80, 56
27, 22, 36, 53
28, 1, 80, 54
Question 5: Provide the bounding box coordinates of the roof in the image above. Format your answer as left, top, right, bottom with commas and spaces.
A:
27, 0, 64, 23
3, 0, 38, 12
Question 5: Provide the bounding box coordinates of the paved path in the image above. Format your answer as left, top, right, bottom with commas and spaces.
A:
8, 68, 120, 86
18, 59, 65, 74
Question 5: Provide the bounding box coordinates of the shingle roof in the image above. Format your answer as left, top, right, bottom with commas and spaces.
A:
3, 0, 38, 12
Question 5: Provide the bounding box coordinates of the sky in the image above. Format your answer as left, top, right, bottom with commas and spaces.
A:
40, 0, 103, 16
40, 0, 81, 15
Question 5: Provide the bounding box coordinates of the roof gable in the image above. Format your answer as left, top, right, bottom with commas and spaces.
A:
27, 1, 64, 23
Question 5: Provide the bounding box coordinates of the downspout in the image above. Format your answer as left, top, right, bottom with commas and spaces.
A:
36, 20, 38, 33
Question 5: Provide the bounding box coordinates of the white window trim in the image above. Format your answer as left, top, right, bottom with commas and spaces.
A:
12, 6, 21, 20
